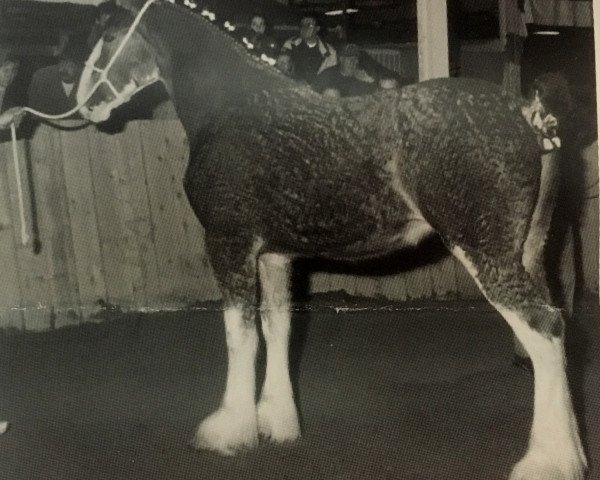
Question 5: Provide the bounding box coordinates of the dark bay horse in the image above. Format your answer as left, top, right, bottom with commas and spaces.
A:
76, 2, 586, 478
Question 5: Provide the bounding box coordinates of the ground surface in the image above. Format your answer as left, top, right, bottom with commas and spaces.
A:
0, 295, 598, 480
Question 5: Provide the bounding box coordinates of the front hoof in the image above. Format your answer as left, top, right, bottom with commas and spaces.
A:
510, 452, 586, 480
257, 398, 301, 444
191, 408, 258, 456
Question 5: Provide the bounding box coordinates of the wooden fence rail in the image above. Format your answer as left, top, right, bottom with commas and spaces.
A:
0, 121, 596, 331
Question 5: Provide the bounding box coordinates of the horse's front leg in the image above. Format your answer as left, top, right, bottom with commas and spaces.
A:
192, 238, 261, 455
256, 253, 301, 443
192, 304, 259, 455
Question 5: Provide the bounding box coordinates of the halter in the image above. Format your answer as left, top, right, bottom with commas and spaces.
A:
83, 0, 159, 109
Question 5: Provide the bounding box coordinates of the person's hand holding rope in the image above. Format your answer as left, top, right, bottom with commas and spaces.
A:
0, 106, 26, 130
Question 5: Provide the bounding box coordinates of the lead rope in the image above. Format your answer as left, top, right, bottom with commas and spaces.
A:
7, 0, 158, 247
10, 123, 29, 246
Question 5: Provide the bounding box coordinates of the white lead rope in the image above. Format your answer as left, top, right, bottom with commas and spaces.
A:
10, 123, 30, 246
6, 0, 158, 247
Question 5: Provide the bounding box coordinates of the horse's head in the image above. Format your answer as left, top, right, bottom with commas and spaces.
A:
77, 2, 169, 122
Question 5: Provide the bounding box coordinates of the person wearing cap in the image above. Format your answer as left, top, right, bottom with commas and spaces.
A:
282, 16, 337, 85
27, 37, 89, 118
312, 43, 380, 97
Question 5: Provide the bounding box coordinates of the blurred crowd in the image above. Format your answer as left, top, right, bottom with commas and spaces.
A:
234, 13, 408, 98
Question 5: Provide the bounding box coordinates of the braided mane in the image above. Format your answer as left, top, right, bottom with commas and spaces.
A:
144, 0, 299, 87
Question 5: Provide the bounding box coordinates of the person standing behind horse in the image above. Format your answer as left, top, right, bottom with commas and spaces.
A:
282, 16, 337, 85
27, 38, 88, 119
0, 52, 27, 142
313, 43, 381, 97
237, 14, 279, 58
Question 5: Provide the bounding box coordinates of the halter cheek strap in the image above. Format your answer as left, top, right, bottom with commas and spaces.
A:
81, 0, 159, 110
86, 63, 122, 98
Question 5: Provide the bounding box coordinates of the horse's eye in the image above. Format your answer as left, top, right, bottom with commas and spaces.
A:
103, 33, 116, 43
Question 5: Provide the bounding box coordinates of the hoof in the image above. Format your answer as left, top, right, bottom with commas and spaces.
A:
191, 408, 258, 456
257, 397, 301, 444
510, 451, 586, 480
0, 421, 8, 435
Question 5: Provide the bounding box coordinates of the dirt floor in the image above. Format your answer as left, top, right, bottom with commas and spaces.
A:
0, 294, 598, 480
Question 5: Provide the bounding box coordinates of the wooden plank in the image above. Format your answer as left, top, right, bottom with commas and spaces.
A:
37, 126, 82, 328
0, 143, 24, 329
310, 272, 331, 294
453, 257, 482, 298
59, 128, 107, 318
10, 133, 54, 330
429, 256, 458, 299
160, 121, 222, 302
86, 126, 135, 308
118, 121, 162, 308
352, 276, 380, 299
377, 274, 408, 301
138, 121, 207, 306
403, 265, 434, 300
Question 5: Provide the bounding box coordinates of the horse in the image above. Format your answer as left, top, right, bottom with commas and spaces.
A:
75, 1, 587, 479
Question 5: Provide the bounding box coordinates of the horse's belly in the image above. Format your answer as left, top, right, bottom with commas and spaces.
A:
265, 201, 434, 259
322, 219, 435, 260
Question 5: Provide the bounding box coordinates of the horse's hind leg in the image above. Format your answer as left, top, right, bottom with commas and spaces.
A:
256, 253, 301, 443
514, 151, 560, 364
453, 247, 586, 480
192, 237, 261, 455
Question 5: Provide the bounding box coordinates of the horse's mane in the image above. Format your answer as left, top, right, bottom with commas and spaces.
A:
130, 0, 300, 90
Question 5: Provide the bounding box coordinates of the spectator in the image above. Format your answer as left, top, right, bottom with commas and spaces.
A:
27, 38, 89, 118
282, 16, 337, 85
0, 52, 28, 141
313, 44, 381, 97
0, 53, 22, 113
238, 14, 279, 57
276, 51, 296, 78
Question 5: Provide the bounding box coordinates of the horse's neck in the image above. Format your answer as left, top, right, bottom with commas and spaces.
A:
149, 4, 291, 140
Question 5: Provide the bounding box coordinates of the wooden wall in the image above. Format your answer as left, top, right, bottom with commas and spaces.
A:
0, 121, 596, 331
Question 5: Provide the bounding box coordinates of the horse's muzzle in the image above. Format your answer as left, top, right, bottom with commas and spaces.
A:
79, 105, 110, 123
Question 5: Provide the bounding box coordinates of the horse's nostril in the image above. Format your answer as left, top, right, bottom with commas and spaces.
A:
80, 106, 92, 119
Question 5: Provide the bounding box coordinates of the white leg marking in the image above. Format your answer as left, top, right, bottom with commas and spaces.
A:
452, 247, 586, 480
192, 306, 259, 455
256, 253, 301, 444
500, 307, 587, 480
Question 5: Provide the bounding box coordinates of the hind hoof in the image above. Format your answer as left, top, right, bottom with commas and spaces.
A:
510, 451, 586, 480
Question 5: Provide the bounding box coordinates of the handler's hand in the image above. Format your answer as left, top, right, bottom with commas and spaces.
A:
0, 107, 26, 130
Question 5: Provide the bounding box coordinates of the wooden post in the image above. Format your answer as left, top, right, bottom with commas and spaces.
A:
417, 0, 450, 81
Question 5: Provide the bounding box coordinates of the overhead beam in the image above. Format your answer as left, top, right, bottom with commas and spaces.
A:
417, 0, 450, 81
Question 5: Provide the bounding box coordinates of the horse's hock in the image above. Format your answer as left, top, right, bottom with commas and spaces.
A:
0, 121, 596, 331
